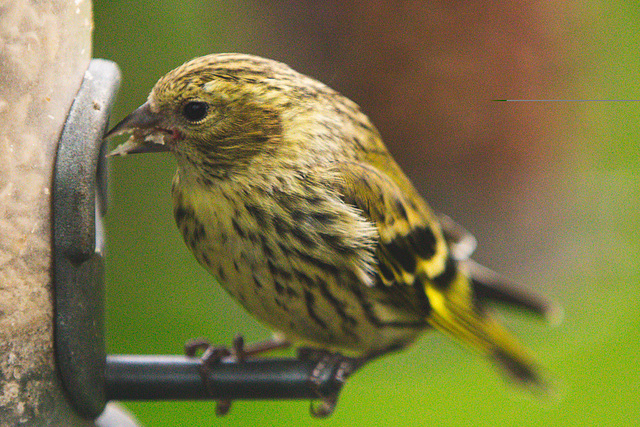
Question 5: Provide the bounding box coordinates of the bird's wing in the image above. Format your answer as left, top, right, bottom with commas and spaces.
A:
330, 161, 553, 388
329, 160, 449, 288
331, 160, 560, 322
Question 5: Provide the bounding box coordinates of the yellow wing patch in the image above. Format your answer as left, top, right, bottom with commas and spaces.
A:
330, 161, 448, 286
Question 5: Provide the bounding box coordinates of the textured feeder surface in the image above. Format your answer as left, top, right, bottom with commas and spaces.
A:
0, 1, 94, 425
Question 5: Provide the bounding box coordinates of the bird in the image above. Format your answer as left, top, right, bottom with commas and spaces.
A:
106, 53, 560, 416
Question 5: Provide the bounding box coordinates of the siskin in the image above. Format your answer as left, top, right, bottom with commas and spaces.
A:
106, 53, 560, 414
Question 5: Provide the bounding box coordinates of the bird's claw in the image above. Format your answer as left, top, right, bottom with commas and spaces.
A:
184, 334, 248, 416
299, 348, 362, 418
310, 395, 339, 418
184, 334, 246, 363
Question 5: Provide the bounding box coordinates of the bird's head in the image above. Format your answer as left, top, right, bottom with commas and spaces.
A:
106, 53, 332, 176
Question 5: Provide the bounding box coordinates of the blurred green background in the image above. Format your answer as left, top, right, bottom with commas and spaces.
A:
95, 1, 639, 426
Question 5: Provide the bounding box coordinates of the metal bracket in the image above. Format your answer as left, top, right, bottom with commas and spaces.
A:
53, 58, 121, 418
53, 58, 345, 421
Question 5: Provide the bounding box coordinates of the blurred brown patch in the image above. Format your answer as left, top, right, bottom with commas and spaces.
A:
248, 1, 572, 206
222, 1, 582, 268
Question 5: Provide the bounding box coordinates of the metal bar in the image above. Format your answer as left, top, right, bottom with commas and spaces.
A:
105, 355, 344, 401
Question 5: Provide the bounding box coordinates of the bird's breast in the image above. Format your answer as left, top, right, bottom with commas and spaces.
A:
170, 173, 424, 354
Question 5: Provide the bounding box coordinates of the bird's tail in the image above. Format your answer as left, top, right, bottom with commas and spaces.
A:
424, 268, 547, 391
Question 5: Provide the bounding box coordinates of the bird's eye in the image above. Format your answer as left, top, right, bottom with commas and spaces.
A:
182, 101, 209, 123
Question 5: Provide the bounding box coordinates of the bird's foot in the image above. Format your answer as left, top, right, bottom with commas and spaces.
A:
185, 334, 290, 416
184, 335, 244, 415
297, 348, 366, 418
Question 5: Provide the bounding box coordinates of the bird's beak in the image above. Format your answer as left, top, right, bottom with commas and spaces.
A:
105, 102, 171, 157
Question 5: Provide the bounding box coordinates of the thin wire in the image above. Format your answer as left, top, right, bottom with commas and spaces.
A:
493, 99, 640, 102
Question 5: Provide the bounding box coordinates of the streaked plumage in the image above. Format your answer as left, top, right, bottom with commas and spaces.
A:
107, 53, 559, 395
